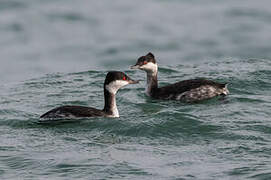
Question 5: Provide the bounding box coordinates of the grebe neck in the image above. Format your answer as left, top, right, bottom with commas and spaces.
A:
146, 71, 158, 96
103, 89, 119, 117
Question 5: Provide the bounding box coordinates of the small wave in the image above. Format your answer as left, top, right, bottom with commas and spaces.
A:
48, 12, 87, 22
226, 8, 271, 22
249, 171, 271, 179
0, 1, 26, 11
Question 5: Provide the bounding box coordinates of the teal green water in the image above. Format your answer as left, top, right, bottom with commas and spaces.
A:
1, 0, 271, 179
1, 58, 271, 179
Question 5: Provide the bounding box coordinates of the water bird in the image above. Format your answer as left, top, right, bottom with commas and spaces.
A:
131, 52, 229, 102
40, 71, 139, 119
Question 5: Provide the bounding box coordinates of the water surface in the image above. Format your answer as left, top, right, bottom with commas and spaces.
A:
1, 0, 271, 179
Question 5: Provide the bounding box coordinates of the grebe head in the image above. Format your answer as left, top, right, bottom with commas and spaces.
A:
104, 71, 139, 94
131, 52, 158, 74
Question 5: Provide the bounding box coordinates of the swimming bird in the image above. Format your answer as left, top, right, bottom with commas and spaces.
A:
131, 52, 229, 102
40, 71, 139, 119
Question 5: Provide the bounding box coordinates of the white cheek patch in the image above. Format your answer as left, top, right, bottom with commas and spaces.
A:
140, 62, 158, 73
106, 80, 129, 94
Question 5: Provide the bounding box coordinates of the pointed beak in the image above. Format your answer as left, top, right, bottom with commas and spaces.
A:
128, 79, 139, 84
130, 65, 140, 69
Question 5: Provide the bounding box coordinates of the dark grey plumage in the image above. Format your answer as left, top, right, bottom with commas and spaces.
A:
40, 105, 105, 118
40, 71, 138, 119
131, 52, 229, 102
151, 79, 228, 102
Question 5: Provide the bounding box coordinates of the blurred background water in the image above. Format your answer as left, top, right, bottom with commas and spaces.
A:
0, 0, 271, 179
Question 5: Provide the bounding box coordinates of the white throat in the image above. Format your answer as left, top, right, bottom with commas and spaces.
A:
141, 63, 158, 96
110, 97, 119, 117
105, 80, 128, 117
145, 72, 158, 96
105, 80, 129, 94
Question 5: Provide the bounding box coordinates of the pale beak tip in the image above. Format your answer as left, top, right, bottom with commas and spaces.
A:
129, 80, 139, 84
130, 65, 138, 69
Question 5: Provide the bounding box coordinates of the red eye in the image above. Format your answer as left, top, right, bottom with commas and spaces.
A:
143, 61, 147, 65
123, 76, 126, 80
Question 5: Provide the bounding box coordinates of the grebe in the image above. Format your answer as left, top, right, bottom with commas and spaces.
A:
131, 52, 229, 102
40, 71, 139, 119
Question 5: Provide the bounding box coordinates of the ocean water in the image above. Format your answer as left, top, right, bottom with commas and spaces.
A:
1, 0, 271, 179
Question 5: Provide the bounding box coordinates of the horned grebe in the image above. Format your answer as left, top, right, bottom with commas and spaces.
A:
131, 52, 229, 102
40, 71, 139, 119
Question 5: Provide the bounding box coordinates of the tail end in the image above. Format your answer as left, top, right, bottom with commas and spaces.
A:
222, 83, 229, 96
